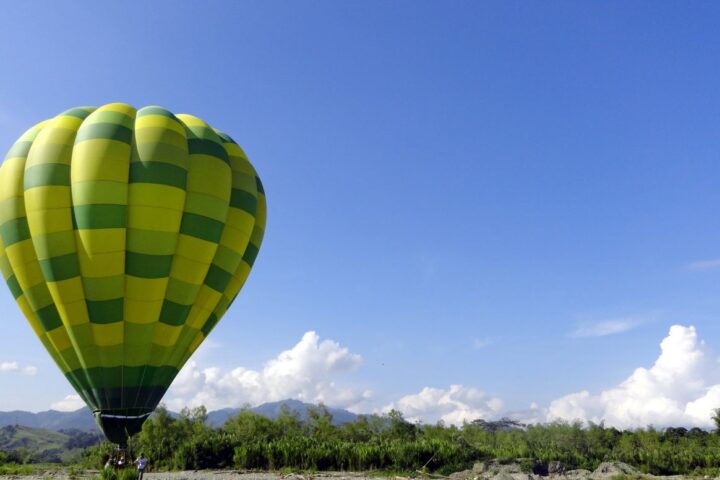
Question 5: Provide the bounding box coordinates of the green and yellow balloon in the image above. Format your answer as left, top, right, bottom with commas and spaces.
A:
0, 103, 266, 446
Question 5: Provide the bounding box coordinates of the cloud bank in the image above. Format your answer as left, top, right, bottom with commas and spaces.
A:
0, 361, 37, 375
549, 325, 720, 429
165, 331, 369, 412
47, 325, 720, 429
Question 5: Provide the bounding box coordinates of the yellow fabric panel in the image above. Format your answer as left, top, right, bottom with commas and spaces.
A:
26, 209, 73, 235
128, 183, 185, 209
55, 299, 91, 327
77, 250, 125, 277
0, 197, 24, 225
24, 186, 72, 212
71, 140, 131, 183
125, 299, 163, 324
91, 322, 124, 346
71, 181, 128, 205
6, 246, 43, 290
100, 103, 136, 116
17, 297, 44, 337
49, 115, 84, 131
135, 114, 186, 137
219, 223, 252, 251
169, 254, 208, 285
30, 128, 77, 147
186, 288, 222, 328
153, 323, 182, 347
125, 276, 167, 301
47, 277, 85, 303
75, 229, 125, 254
187, 157, 232, 200
175, 235, 216, 265
0, 158, 25, 199
24, 282, 54, 309
47, 327, 72, 351
174, 114, 206, 128
128, 206, 183, 232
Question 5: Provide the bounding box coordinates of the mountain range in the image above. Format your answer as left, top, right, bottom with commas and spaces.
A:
0, 399, 359, 432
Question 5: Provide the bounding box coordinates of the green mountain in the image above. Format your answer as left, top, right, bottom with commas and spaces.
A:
0, 425, 101, 463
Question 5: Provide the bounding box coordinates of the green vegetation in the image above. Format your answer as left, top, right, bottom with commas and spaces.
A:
77, 406, 720, 475
5, 405, 720, 476
0, 425, 100, 464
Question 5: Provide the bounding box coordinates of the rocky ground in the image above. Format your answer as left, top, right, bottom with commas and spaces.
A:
0, 461, 708, 480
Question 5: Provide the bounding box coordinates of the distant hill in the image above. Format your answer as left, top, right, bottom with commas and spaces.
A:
0, 425, 101, 462
0, 400, 359, 432
208, 399, 359, 426
0, 409, 96, 431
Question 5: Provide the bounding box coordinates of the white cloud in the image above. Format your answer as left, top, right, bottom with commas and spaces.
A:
548, 325, 720, 429
51, 394, 84, 412
570, 318, 642, 338
1, 361, 37, 375
383, 385, 503, 425
166, 331, 366, 411
686, 259, 720, 271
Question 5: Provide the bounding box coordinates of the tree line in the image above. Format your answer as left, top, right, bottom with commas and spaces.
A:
79, 405, 720, 475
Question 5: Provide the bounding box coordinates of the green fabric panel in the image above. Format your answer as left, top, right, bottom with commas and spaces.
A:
184, 192, 229, 222
87, 111, 134, 129
256, 176, 265, 194
24, 164, 71, 189
97, 344, 124, 366
124, 323, 154, 345
25, 282, 54, 309
126, 229, 176, 255
187, 138, 229, 163
73, 204, 127, 229
86, 298, 124, 324
83, 275, 124, 300
212, 245, 242, 273
72, 181, 128, 206
38, 253, 80, 282
4, 141, 32, 160
36, 304, 63, 331
69, 323, 94, 347
125, 252, 173, 278
180, 213, 224, 243
230, 189, 258, 215
74, 123, 133, 144
0, 197, 24, 224
204, 264, 232, 293
216, 131, 234, 143
129, 161, 186, 189
137, 106, 176, 119
242, 242, 260, 267
158, 300, 192, 326
6, 276, 22, 298
164, 278, 200, 304
0, 218, 30, 246
31, 230, 76, 259
132, 140, 189, 168
201, 313, 219, 336
73, 365, 178, 389
61, 107, 95, 119
23, 143, 73, 165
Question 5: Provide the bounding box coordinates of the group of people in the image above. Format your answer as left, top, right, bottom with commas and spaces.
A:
105, 453, 148, 479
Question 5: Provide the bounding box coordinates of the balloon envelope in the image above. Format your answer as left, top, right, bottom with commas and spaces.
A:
0, 104, 266, 445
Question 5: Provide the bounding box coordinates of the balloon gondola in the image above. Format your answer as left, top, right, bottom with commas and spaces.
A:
0, 103, 266, 446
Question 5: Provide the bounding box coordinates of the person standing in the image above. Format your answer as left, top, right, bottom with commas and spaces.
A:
135, 453, 148, 480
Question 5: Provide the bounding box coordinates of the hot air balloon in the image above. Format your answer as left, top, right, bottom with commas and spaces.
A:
0, 103, 266, 447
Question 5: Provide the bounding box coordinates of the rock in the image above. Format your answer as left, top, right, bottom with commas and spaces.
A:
592, 462, 641, 478
548, 462, 565, 476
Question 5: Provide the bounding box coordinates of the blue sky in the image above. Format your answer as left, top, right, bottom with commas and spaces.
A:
2, 1, 720, 427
